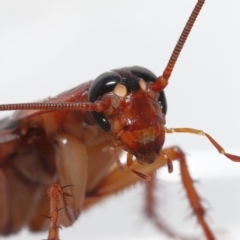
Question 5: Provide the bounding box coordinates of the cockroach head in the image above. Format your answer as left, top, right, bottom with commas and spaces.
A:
88, 66, 167, 164
88, 66, 167, 132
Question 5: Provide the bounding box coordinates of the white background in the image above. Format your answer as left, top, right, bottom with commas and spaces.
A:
1, 1, 240, 239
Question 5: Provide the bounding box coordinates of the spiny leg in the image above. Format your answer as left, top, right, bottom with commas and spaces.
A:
163, 146, 215, 240
47, 184, 62, 240
144, 173, 198, 240
46, 184, 74, 240
165, 127, 240, 162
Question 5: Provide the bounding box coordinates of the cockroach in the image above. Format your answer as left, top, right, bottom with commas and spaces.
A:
1, 1, 240, 240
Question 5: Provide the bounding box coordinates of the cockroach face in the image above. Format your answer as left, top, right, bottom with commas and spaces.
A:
106, 87, 166, 164
88, 66, 167, 164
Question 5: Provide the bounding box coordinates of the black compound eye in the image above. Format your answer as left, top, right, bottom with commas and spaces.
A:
159, 91, 167, 115
88, 71, 121, 132
130, 66, 157, 82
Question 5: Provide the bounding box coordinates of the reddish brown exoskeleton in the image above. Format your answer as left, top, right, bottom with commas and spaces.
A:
0, 1, 240, 240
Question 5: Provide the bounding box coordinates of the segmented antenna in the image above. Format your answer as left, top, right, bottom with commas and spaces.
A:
151, 0, 205, 92
0, 1, 205, 111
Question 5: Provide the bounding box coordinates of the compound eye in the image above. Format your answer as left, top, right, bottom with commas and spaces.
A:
88, 71, 121, 132
159, 91, 167, 115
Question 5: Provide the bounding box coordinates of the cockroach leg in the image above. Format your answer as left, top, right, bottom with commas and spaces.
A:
144, 174, 198, 240
47, 184, 62, 240
46, 184, 75, 240
0, 169, 8, 232
162, 147, 215, 240
165, 127, 240, 162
